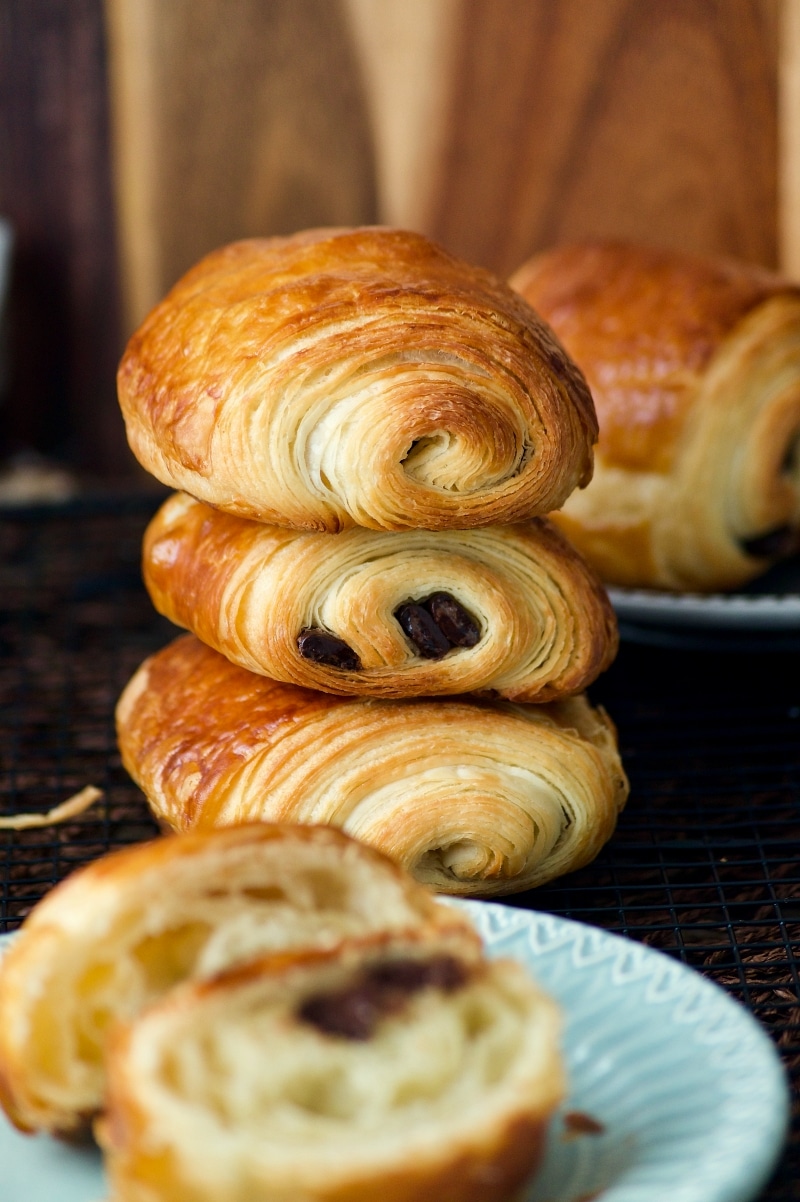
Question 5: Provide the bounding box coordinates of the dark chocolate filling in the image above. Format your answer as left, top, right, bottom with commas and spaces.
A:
297, 591, 481, 671
739, 525, 799, 560
395, 603, 451, 658
426, 592, 481, 647
395, 591, 481, 659
297, 955, 470, 1041
297, 628, 361, 670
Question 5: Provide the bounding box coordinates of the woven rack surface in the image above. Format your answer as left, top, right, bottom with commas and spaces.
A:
0, 498, 798, 1199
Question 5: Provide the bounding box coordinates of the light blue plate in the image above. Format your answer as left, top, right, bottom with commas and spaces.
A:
0, 903, 789, 1202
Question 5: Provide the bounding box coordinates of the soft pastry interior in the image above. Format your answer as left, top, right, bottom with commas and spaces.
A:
99, 936, 564, 1202
510, 241, 800, 591
142, 491, 618, 702
116, 635, 629, 897
117, 227, 597, 531
0, 823, 474, 1136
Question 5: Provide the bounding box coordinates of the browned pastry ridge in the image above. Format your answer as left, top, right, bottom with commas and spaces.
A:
116, 636, 629, 897
511, 241, 800, 591
99, 934, 564, 1202
142, 491, 618, 702
118, 226, 597, 531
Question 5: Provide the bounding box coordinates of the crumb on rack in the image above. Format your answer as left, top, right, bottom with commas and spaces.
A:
0, 786, 104, 830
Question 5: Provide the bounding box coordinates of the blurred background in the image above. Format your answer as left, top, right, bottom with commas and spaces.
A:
0, 0, 795, 485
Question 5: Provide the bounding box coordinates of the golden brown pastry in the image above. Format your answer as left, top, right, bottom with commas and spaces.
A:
118, 227, 597, 531
116, 636, 629, 897
99, 934, 564, 1202
0, 823, 474, 1136
510, 241, 800, 591
142, 491, 618, 702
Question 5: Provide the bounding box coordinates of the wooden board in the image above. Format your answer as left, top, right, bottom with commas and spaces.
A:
105, 0, 378, 329
429, 0, 780, 276
780, 0, 800, 277
106, 0, 785, 331
1, 0, 791, 474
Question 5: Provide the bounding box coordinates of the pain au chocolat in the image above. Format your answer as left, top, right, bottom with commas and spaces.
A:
118, 227, 597, 532
142, 491, 617, 702
0, 824, 473, 1136
116, 636, 629, 898
511, 241, 800, 591
99, 933, 563, 1202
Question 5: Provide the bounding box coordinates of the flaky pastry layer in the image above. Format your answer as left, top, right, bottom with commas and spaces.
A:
0, 824, 472, 1135
99, 936, 564, 1202
143, 492, 617, 701
511, 242, 800, 590
118, 227, 597, 531
116, 636, 629, 897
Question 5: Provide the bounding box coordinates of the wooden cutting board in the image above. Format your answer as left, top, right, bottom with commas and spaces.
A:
105, 0, 786, 331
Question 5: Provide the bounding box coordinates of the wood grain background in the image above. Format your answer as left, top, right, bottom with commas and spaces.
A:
0, 0, 791, 476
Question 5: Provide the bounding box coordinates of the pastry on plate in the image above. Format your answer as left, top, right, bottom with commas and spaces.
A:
118, 226, 597, 531
99, 932, 564, 1202
142, 491, 617, 702
511, 241, 800, 591
0, 823, 473, 1136
116, 636, 629, 898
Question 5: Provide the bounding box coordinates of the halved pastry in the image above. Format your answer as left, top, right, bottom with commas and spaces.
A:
142, 491, 618, 702
510, 241, 800, 591
99, 934, 564, 1202
0, 823, 473, 1136
116, 636, 629, 898
117, 226, 597, 531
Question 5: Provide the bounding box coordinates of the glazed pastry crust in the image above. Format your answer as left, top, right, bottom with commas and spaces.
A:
0, 824, 473, 1136
511, 242, 800, 590
116, 636, 629, 897
100, 937, 564, 1202
142, 492, 618, 702
118, 227, 597, 531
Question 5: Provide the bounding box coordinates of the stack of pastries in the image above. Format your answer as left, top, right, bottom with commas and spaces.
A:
115, 226, 629, 896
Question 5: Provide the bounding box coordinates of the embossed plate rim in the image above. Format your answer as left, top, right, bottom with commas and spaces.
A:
0, 904, 790, 1202
607, 585, 800, 629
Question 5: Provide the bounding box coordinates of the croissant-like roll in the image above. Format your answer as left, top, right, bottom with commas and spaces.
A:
116, 636, 629, 897
143, 491, 618, 702
0, 823, 474, 1136
510, 242, 800, 591
99, 935, 563, 1202
117, 227, 597, 531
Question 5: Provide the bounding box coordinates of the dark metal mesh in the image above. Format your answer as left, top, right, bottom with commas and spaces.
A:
1, 499, 798, 1199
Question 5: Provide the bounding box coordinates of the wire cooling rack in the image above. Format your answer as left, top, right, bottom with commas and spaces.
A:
0, 497, 798, 1199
